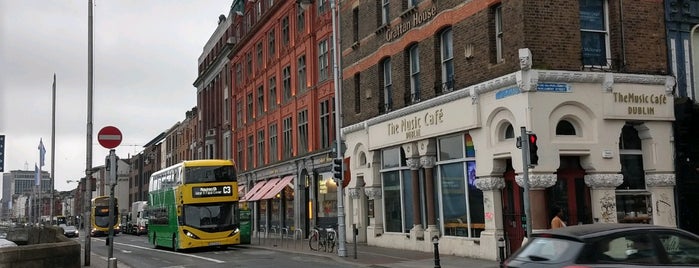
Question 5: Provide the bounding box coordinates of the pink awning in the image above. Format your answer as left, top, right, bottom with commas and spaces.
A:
240, 180, 267, 202
259, 175, 294, 200
247, 178, 280, 202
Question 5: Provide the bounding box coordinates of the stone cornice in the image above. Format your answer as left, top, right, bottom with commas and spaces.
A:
645, 173, 676, 187
584, 174, 623, 189
475, 177, 505, 191
342, 70, 671, 136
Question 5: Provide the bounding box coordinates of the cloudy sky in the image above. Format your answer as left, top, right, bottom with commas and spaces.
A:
1, 1, 230, 191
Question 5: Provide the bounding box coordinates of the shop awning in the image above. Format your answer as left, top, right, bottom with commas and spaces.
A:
240, 181, 266, 202
259, 175, 294, 200
246, 178, 280, 202
238, 184, 246, 197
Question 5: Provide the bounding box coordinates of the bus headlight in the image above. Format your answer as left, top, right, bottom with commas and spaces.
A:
184, 230, 200, 239
228, 228, 239, 237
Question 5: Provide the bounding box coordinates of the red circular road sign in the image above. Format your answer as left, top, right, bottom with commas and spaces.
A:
98, 126, 122, 149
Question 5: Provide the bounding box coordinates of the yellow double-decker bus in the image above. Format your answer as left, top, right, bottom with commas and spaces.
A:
91, 196, 120, 236
147, 159, 240, 251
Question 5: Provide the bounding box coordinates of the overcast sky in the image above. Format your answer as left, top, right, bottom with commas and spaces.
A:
1, 1, 230, 192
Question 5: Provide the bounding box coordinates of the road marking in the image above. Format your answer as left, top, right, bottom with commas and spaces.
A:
92, 238, 225, 263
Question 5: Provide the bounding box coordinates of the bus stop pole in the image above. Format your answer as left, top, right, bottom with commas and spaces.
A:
107, 149, 117, 264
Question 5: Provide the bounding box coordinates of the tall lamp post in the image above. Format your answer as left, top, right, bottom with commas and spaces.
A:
297, 0, 346, 257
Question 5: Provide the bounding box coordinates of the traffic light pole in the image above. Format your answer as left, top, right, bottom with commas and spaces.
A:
520, 127, 532, 239
331, 0, 346, 257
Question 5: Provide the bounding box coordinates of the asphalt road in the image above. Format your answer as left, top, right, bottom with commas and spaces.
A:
80, 233, 354, 268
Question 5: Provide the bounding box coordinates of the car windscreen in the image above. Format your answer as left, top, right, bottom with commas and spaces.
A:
515, 237, 584, 263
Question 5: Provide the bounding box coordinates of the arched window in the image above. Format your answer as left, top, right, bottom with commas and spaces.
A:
617, 122, 650, 224
556, 120, 576, 135
504, 123, 515, 139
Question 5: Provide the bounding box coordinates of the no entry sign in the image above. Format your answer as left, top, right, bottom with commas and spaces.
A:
98, 126, 122, 149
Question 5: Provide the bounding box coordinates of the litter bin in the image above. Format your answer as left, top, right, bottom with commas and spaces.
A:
239, 209, 251, 244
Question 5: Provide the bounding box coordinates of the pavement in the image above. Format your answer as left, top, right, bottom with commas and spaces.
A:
82, 237, 500, 268
243, 237, 501, 268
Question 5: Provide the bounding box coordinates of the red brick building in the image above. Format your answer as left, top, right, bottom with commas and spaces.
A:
195, 0, 342, 237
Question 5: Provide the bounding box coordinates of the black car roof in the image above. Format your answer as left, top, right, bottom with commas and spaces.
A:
532, 223, 686, 240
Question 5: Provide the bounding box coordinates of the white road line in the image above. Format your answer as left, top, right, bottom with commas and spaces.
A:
92, 238, 225, 264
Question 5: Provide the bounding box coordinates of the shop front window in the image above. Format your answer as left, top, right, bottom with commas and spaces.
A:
317, 173, 337, 227
437, 134, 483, 238
380, 147, 413, 233
617, 122, 650, 223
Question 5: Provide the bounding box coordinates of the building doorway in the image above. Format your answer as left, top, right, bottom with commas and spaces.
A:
502, 160, 525, 255
547, 156, 592, 226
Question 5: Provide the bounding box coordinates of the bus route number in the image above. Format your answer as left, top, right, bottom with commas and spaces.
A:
192, 185, 233, 198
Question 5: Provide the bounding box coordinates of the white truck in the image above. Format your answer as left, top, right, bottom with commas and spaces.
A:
126, 201, 148, 235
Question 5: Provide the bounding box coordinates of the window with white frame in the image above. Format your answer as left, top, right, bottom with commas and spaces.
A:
298, 55, 307, 94
382, 58, 393, 112
382, 0, 390, 25
257, 85, 265, 116
297, 6, 305, 33
319, 100, 331, 148
579, 0, 610, 67
268, 30, 275, 60
494, 4, 504, 63
282, 117, 293, 159
409, 44, 421, 103
437, 134, 483, 238
237, 140, 244, 169
247, 92, 253, 122
283, 65, 292, 101
269, 76, 277, 111
408, 0, 421, 8
256, 41, 263, 70
247, 135, 254, 168
440, 28, 454, 92
298, 109, 308, 155
235, 63, 243, 87
236, 99, 243, 127
318, 40, 329, 82
257, 129, 265, 166
269, 124, 278, 163
381, 146, 415, 233
282, 16, 290, 46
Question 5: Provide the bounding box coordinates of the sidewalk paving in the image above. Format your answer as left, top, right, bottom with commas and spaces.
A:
244, 237, 501, 268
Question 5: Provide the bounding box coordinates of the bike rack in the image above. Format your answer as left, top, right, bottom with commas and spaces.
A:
257, 225, 267, 245
293, 228, 303, 250
280, 227, 289, 248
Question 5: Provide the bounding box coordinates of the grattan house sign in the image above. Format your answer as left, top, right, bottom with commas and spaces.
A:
385, 6, 437, 42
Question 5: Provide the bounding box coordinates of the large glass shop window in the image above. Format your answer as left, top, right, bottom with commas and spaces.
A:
617, 123, 650, 224
381, 147, 413, 233
317, 173, 338, 227
438, 134, 483, 238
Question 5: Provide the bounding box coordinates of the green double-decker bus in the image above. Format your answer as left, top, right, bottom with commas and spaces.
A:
147, 159, 240, 251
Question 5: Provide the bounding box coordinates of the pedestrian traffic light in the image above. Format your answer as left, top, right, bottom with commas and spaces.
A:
333, 158, 343, 181
528, 133, 538, 166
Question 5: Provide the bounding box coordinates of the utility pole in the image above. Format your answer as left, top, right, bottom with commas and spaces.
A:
84, 0, 94, 265
331, 0, 347, 257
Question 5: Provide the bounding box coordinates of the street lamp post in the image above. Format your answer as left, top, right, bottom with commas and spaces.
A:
297, 0, 346, 257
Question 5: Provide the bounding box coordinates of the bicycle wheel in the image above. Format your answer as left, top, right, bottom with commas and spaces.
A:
327, 233, 336, 253
319, 236, 327, 252
308, 231, 319, 251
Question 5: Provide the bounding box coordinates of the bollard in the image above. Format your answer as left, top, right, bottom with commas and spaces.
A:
108, 257, 118, 268
432, 236, 441, 268
498, 237, 506, 265
353, 224, 358, 259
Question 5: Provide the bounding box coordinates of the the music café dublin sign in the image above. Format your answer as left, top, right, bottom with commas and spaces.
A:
385, 6, 437, 42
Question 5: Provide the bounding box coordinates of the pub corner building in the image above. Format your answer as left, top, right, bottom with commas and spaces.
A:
340, 50, 677, 260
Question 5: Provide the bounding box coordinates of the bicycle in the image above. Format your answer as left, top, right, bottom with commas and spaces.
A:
308, 226, 337, 253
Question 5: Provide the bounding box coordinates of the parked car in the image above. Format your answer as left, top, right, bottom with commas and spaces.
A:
62, 225, 79, 238
0, 238, 17, 248
502, 223, 699, 267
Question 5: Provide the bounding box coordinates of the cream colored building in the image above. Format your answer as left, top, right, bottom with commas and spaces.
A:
341, 49, 677, 260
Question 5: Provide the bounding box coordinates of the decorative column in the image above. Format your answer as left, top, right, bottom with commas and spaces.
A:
646, 173, 677, 227
420, 155, 438, 237
348, 187, 367, 242
364, 186, 383, 238
515, 173, 556, 230
584, 173, 623, 223
475, 176, 506, 261
406, 157, 424, 239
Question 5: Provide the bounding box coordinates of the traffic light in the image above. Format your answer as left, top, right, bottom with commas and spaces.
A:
332, 158, 343, 181
528, 133, 538, 166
